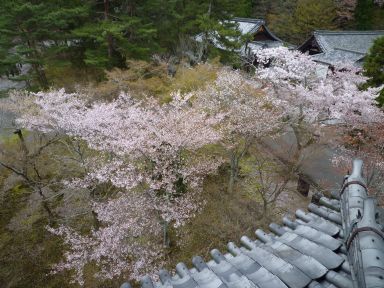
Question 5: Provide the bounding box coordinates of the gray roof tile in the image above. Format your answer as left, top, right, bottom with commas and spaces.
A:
123, 159, 384, 288
314, 31, 384, 54
232, 18, 265, 35
303, 31, 384, 66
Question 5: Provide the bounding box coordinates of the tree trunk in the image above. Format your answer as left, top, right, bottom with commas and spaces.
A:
291, 116, 312, 197
26, 39, 49, 89
262, 198, 269, 221
42, 198, 55, 223
163, 220, 170, 248
36, 65, 49, 89
228, 139, 253, 194
297, 173, 310, 197
104, 0, 113, 58
92, 210, 100, 230
14, 129, 29, 177
15, 129, 56, 221
35, 185, 55, 223
228, 152, 239, 193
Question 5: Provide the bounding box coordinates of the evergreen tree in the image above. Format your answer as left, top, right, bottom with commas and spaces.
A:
0, 0, 89, 89
181, 0, 251, 61
262, 0, 297, 42
253, 0, 336, 44
72, 0, 159, 68
290, 0, 337, 44
364, 36, 384, 105
0, 0, 253, 87
355, 0, 374, 29
140, 0, 183, 52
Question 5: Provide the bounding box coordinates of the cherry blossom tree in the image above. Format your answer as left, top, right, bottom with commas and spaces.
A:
8, 88, 222, 206
46, 192, 163, 285
252, 47, 383, 194
240, 151, 296, 219
6, 48, 382, 284
193, 68, 284, 193
254, 47, 382, 129
6, 88, 223, 284
0, 129, 60, 222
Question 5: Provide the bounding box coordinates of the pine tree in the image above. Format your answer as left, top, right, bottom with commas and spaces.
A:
364, 36, 384, 105
139, 0, 183, 52
0, 0, 89, 89
180, 0, 251, 61
355, 0, 374, 29
72, 0, 159, 68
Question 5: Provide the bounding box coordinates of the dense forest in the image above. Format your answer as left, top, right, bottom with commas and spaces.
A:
1, 1, 384, 288
1, 0, 384, 91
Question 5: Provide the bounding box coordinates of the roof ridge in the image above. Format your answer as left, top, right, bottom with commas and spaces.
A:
232, 17, 265, 24
314, 30, 384, 35
332, 47, 366, 54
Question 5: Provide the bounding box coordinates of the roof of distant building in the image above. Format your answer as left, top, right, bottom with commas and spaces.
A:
122, 159, 384, 288
195, 18, 284, 56
232, 18, 265, 35
299, 30, 384, 66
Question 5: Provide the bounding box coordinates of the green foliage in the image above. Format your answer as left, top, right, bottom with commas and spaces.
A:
253, 0, 297, 43
355, 0, 374, 29
87, 60, 220, 103
364, 36, 384, 105
178, 0, 251, 63
252, 0, 277, 18
0, 0, 250, 88
370, 4, 384, 30
251, 0, 337, 44
0, 0, 90, 88
72, 1, 159, 68
291, 0, 337, 42
355, 0, 384, 30
267, 0, 336, 44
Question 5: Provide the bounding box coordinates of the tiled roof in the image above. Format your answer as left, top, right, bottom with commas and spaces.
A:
232, 18, 265, 35
301, 30, 384, 66
313, 31, 384, 54
312, 49, 365, 66
232, 18, 283, 43
122, 159, 384, 288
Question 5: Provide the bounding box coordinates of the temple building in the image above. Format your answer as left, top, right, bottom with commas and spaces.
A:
298, 30, 384, 67
232, 18, 284, 54
196, 18, 284, 57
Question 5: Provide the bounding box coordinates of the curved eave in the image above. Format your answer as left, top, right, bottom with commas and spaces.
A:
261, 24, 284, 43
298, 34, 325, 54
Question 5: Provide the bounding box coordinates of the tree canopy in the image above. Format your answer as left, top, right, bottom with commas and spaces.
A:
0, 0, 251, 88
364, 36, 384, 105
